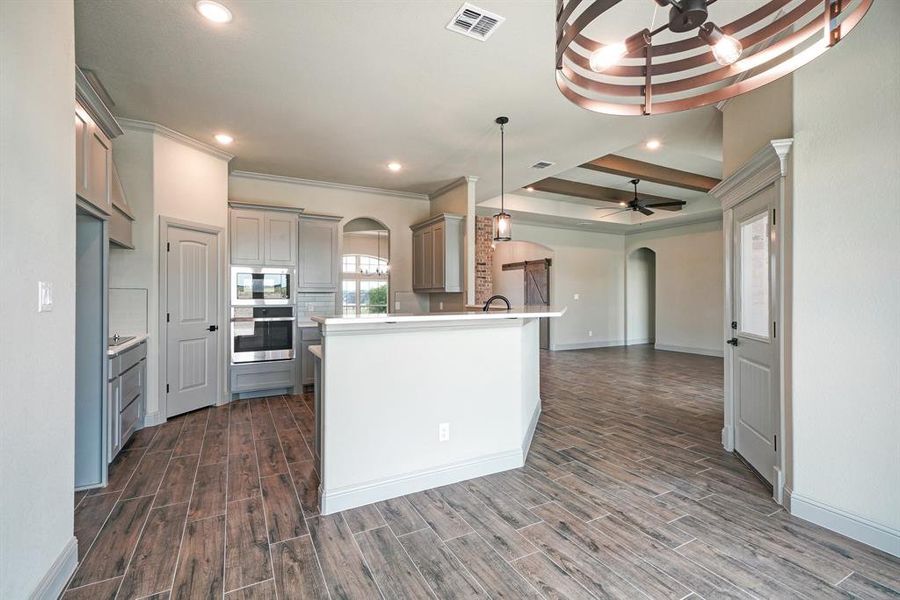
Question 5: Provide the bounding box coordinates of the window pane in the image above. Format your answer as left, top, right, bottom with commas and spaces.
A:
342, 256, 356, 273
740, 212, 769, 337
342, 280, 356, 306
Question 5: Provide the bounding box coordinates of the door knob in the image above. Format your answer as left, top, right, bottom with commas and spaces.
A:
726, 337, 738, 346
208, 325, 218, 332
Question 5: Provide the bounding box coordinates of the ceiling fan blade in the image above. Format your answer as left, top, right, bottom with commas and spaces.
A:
642, 200, 687, 208
638, 207, 654, 216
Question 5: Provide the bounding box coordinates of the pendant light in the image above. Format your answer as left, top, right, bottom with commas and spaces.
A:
492, 116, 511, 242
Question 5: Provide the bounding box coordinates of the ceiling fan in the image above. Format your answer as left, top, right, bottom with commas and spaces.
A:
598, 179, 687, 216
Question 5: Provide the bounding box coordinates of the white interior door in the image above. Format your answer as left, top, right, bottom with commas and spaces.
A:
731, 186, 779, 483
166, 225, 219, 417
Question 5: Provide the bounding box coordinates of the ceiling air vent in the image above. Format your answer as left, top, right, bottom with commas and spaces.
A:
531, 160, 555, 169
446, 3, 505, 41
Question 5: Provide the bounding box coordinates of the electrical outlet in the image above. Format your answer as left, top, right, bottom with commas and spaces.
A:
306, 303, 315, 312
38, 281, 53, 312
439, 301, 444, 311
395, 301, 400, 310
588, 330, 593, 337
438, 422, 450, 442
573, 293, 580, 300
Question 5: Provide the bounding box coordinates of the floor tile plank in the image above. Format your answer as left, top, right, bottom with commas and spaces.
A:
307, 513, 382, 599
188, 462, 227, 521
225, 497, 272, 592
171, 514, 225, 599
260, 473, 307, 542
271, 536, 329, 600
118, 502, 189, 600
356, 526, 435, 599
398, 527, 486, 599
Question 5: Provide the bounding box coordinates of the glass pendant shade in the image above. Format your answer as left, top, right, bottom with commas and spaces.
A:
492, 211, 512, 242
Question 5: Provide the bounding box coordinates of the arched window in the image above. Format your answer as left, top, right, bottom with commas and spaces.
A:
342, 254, 389, 315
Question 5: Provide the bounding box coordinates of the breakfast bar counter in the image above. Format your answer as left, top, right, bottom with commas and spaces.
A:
310, 306, 565, 514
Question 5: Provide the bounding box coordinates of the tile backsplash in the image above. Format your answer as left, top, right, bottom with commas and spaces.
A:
110, 287, 148, 335
297, 292, 336, 320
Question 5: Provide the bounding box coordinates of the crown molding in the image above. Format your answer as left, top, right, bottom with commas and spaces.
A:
429, 176, 474, 200
229, 170, 429, 201
117, 119, 234, 161
711, 139, 793, 210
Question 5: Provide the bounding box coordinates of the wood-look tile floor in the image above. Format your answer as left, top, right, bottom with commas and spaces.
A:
66, 346, 900, 599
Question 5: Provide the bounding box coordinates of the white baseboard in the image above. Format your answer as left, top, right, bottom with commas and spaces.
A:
655, 343, 724, 358
783, 485, 793, 513
626, 338, 653, 345
29, 536, 77, 600
790, 493, 900, 557
320, 449, 524, 515
143, 411, 165, 427
721, 425, 734, 451
522, 401, 541, 461
551, 339, 625, 351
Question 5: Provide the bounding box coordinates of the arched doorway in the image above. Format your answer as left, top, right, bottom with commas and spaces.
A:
627, 247, 656, 345
342, 217, 390, 316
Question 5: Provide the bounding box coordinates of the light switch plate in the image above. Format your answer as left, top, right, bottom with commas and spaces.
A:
438, 422, 450, 442
38, 281, 53, 312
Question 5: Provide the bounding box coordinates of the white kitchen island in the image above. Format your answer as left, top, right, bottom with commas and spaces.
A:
311, 305, 565, 514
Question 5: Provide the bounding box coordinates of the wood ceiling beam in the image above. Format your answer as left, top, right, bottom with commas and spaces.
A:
529, 177, 683, 211
579, 155, 720, 192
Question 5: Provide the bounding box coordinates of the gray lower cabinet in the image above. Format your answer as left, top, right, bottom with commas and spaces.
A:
108, 340, 146, 462
411, 213, 464, 293
231, 361, 296, 395
299, 327, 322, 386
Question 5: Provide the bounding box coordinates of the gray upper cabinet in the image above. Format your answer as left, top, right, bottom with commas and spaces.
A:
109, 161, 135, 248
230, 208, 265, 265
230, 208, 298, 267
411, 214, 464, 293
264, 212, 298, 266
298, 215, 340, 292
75, 68, 122, 215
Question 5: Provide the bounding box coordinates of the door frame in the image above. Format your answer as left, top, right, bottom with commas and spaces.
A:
711, 139, 793, 506
158, 216, 226, 421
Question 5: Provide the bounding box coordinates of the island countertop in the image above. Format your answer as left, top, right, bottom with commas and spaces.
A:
310, 305, 566, 326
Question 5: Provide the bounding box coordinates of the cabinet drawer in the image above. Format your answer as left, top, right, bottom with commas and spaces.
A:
119, 342, 147, 375
119, 393, 142, 449
300, 327, 321, 342
120, 362, 142, 406
231, 361, 295, 393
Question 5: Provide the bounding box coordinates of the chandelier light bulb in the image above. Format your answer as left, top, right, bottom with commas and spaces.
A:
589, 42, 626, 72
699, 23, 743, 66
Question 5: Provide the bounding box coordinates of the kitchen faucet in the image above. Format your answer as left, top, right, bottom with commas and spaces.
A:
483, 295, 511, 311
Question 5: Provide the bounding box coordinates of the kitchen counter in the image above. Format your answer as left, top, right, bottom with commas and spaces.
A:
107, 333, 149, 357
313, 305, 564, 515
311, 305, 565, 327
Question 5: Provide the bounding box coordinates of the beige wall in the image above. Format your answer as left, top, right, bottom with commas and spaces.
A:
428, 179, 470, 311
722, 76, 793, 178
790, 0, 900, 552
491, 241, 554, 307
626, 220, 724, 356
0, 1, 77, 596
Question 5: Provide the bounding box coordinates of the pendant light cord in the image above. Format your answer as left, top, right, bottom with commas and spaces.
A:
500, 121, 505, 214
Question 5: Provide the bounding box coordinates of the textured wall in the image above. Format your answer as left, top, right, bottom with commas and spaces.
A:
475, 216, 494, 304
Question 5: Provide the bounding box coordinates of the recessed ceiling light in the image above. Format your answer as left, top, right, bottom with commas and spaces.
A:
619, 201, 627, 206
214, 133, 233, 145
196, 0, 232, 23
526, 186, 535, 192
645, 139, 661, 150
387, 162, 402, 172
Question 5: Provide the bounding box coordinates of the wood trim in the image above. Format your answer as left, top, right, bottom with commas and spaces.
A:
501, 258, 552, 271
76, 67, 123, 139
530, 177, 682, 209
580, 155, 721, 192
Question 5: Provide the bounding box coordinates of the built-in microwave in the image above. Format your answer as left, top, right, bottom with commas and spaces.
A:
231, 267, 293, 306
231, 306, 295, 363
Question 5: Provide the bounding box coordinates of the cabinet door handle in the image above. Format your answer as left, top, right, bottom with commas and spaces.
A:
208, 325, 218, 332
726, 337, 738, 346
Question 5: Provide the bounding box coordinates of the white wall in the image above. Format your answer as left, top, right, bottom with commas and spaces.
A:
626, 220, 724, 356
229, 173, 431, 311
626, 248, 656, 344
722, 77, 793, 178
491, 240, 554, 307
790, 0, 900, 553
112, 127, 230, 419
511, 224, 626, 350
0, 1, 78, 596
